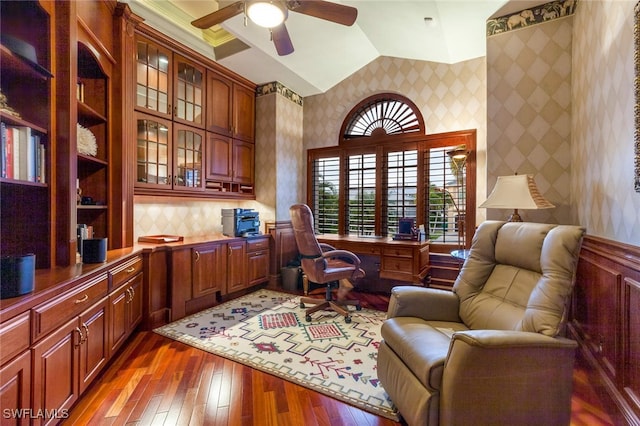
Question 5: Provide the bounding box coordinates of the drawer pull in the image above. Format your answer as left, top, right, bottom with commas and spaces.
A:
194, 250, 200, 262
75, 327, 83, 347
75, 294, 89, 304
126, 267, 136, 273
82, 323, 89, 342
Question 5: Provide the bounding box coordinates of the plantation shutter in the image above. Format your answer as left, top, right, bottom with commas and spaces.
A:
347, 153, 377, 235
311, 156, 340, 234
386, 150, 418, 234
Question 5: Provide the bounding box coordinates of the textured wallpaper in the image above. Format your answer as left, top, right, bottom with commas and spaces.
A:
303, 55, 488, 223
572, 0, 640, 244
486, 14, 573, 224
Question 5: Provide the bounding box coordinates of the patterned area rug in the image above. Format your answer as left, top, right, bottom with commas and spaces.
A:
154, 289, 399, 421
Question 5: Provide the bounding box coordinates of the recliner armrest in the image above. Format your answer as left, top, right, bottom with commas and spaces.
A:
441, 330, 578, 425
387, 286, 461, 322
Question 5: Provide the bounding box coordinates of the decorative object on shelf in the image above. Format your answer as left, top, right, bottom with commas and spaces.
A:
137, 235, 184, 243
0, 33, 53, 77
77, 123, 97, 156
0, 90, 20, 118
82, 237, 107, 263
479, 174, 555, 222
0, 253, 35, 299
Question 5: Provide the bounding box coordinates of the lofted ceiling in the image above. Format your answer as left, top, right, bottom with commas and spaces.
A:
125, 0, 545, 97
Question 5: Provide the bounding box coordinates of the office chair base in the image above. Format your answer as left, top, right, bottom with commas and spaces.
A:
300, 295, 361, 323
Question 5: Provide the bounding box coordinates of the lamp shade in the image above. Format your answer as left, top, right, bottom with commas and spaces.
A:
480, 174, 554, 221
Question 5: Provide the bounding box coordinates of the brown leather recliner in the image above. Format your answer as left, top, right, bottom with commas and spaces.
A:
377, 220, 585, 426
290, 204, 365, 323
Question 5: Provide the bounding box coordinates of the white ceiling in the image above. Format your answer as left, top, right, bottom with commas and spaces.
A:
125, 0, 541, 97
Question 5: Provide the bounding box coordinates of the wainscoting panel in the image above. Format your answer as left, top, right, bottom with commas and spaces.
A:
570, 235, 640, 424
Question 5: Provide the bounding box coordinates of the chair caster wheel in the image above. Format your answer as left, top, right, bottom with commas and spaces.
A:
356, 305, 362, 311
305, 315, 312, 322
345, 316, 352, 324
300, 302, 305, 308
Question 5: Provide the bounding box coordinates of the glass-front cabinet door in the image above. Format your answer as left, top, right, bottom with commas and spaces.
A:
174, 55, 204, 128
136, 37, 172, 119
174, 124, 204, 192
136, 114, 172, 189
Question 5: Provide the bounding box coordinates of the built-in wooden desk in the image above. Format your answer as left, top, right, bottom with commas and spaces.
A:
316, 235, 430, 293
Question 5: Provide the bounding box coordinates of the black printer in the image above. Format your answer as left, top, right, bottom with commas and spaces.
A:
221, 208, 260, 237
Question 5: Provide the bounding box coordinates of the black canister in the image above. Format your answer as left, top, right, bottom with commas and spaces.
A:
1, 254, 35, 299
82, 238, 107, 263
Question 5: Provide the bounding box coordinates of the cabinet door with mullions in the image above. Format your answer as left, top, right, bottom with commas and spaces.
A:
174, 124, 204, 192
136, 37, 172, 118
135, 113, 172, 190
174, 54, 204, 128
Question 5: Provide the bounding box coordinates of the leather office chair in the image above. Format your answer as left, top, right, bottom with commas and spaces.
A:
289, 204, 365, 323
377, 220, 585, 426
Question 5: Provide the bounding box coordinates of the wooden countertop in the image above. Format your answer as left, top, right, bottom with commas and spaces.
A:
0, 234, 269, 322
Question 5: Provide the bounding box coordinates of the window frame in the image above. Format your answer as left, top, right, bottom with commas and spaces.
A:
307, 94, 476, 253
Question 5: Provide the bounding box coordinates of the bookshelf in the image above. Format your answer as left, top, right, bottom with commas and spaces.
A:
77, 40, 109, 244
0, 1, 53, 268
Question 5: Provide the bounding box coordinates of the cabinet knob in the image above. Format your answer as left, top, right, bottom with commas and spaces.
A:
194, 250, 200, 262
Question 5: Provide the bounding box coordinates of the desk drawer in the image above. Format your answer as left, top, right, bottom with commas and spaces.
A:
32, 274, 108, 341
110, 256, 143, 288
381, 256, 414, 273
246, 237, 269, 252
383, 247, 414, 258
0, 312, 30, 365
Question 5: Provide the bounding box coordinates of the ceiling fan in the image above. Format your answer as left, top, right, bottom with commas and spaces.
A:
191, 1, 358, 56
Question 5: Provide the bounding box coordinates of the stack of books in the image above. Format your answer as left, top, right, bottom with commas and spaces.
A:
0, 122, 46, 183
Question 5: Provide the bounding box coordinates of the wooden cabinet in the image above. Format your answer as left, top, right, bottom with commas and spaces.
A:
247, 237, 270, 287
0, 312, 31, 422
32, 294, 109, 423
0, 0, 53, 268
109, 256, 143, 355
192, 242, 227, 299
134, 29, 256, 199
1, 252, 144, 424
205, 134, 254, 191
205, 71, 255, 142
168, 237, 270, 321
170, 243, 228, 320
0, 351, 31, 425
227, 240, 247, 294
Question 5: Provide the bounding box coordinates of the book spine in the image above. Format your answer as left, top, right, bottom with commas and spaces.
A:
12, 127, 20, 180
27, 131, 36, 182
5, 125, 13, 179
1, 122, 6, 178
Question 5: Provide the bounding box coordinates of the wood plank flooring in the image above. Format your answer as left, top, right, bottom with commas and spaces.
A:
63, 288, 622, 425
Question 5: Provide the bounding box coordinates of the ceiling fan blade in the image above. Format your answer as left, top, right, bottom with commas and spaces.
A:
288, 0, 357, 26
191, 1, 244, 29
272, 23, 294, 56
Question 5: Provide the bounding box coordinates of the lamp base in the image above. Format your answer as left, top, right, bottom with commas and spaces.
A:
507, 209, 523, 222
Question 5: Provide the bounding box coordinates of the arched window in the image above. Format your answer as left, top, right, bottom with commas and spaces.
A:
340, 93, 425, 140
308, 93, 476, 253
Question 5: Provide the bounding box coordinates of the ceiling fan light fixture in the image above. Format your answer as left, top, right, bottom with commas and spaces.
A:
247, 1, 287, 28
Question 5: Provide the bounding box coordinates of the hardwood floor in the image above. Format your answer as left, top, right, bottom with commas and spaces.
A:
63, 288, 621, 425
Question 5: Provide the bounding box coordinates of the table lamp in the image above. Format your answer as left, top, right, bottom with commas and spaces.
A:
479, 174, 555, 222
